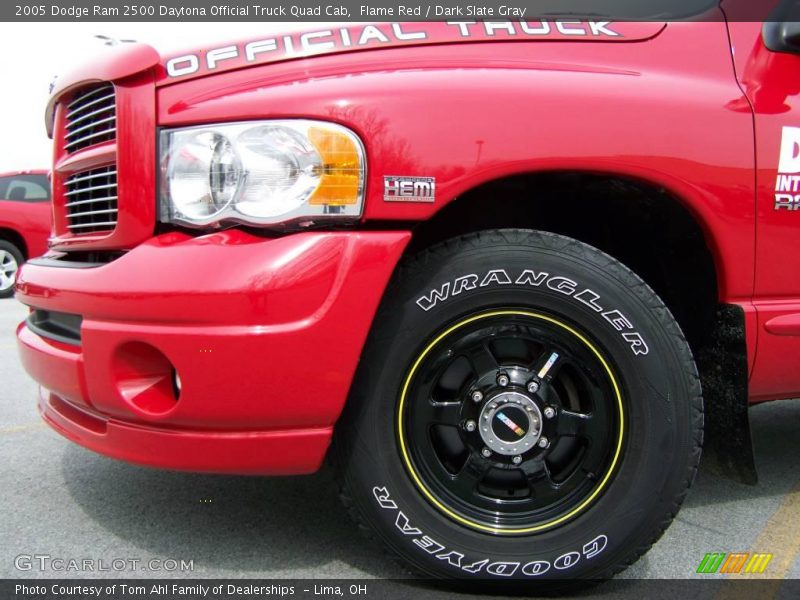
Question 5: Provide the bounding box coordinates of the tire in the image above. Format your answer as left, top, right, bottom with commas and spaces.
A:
0, 240, 24, 299
334, 229, 702, 588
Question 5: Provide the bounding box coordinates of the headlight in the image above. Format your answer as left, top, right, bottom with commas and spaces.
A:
160, 120, 365, 228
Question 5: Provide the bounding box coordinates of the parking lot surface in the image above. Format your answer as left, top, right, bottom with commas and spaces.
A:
1, 298, 798, 595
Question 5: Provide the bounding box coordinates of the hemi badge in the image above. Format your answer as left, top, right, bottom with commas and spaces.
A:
383, 176, 436, 203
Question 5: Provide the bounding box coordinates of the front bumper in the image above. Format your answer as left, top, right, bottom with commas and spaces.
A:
16, 229, 409, 475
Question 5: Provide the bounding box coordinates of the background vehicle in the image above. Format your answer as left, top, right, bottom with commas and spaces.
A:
13, 0, 800, 587
0, 170, 49, 298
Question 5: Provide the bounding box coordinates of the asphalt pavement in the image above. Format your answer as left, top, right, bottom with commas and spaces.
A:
1, 297, 798, 596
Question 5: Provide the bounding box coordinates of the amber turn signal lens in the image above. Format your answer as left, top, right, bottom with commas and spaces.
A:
308, 127, 362, 206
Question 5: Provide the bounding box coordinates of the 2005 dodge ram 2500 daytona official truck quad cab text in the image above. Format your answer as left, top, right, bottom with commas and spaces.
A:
14, 2, 800, 587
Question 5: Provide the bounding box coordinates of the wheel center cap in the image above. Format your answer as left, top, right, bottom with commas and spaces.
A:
493, 406, 529, 442
479, 391, 542, 456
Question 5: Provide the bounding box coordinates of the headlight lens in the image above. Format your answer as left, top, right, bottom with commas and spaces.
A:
168, 131, 242, 220
160, 120, 365, 228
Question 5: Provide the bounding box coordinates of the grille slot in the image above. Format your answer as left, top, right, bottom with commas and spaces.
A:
64, 83, 116, 153
65, 167, 118, 234
27, 310, 82, 346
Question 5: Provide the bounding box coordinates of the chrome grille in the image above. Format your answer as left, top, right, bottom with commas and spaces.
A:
64, 167, 118, 233
64, 84, 116, 153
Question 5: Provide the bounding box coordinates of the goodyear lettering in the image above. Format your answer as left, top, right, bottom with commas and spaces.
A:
554, 551, 581, 570
395, 511, 422, 536
437, 551, 465, 567
413, 535, 445, 554
462, 559, 489, 573
583, 534, 608, 559
486, 561, 520, 576
522, 560, 551, 576
375, 486, 608, 577
372, 486, 397, 509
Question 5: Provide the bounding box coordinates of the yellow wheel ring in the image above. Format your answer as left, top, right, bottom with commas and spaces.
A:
396, 309, 625, 535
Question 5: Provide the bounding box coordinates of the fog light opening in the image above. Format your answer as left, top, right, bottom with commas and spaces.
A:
112, 342, 180, 416
173, 369, 182, 399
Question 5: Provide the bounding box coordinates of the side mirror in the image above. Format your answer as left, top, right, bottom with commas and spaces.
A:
763, 22, 800, 54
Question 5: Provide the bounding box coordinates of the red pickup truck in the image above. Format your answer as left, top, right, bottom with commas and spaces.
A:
0, 170, 50, 298
14, 4, 800, 586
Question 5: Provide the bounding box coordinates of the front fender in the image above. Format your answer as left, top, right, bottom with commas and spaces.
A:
158, 20, 754, 302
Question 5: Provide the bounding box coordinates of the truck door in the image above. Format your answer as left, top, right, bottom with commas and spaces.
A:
726, 13, 800, 400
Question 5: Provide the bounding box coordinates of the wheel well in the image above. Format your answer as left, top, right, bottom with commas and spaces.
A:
405, 172, 718, 351
0, 228, 27, 259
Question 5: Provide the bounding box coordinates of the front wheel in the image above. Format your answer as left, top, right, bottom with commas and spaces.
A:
335, 230, 702, 587
0, 240, 23, 299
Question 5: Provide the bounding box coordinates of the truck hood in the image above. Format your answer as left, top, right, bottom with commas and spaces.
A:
46, 20, 666, 133
156, 21, 666, 86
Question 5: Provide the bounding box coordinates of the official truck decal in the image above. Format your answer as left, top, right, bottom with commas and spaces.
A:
415, 269, 650, 356
161, 21, 664, 80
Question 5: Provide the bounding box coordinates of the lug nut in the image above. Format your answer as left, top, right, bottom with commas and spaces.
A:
465, 420, 477, 432
543, 407, 556, 419
527, 380, 540, 394
481, 447, 492, 458
471, 390, 484, 403
512, 455, 522, 464
538, 436, 550, 449
497, 372, 510, 387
